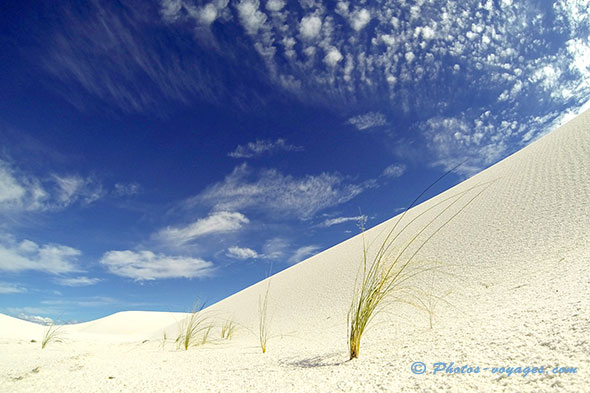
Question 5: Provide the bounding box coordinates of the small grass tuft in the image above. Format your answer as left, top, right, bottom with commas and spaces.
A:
41, 323, 64, 349
221, 319, 236, 340
160, 331, 168, 349
258, 280, 271, 354
175, 303, 212, 350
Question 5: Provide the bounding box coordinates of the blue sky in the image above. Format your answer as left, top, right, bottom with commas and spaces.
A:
1, 0, 589, 324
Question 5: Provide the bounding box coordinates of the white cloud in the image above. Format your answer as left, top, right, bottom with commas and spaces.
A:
324, 48, 343, 67
55, 276, 101, 287
158, 211, 249, 246
0, 160, 47, 212
228, 138, 303, 158
0, 162, 26, 204
288, 245, 321, 264
160, 0, 183, 23
382, 163, 407, 178
237, 0, 268, 35
160, 0, 229, 25
347, 112, 387, 130
419, 111, 534, 175
266, 0, 285, 12
17, 313, 53, 325
226, 246, 259, 259
193, 164, 364, 219
0, 236, 81, 274
199, 3, 219, 25
350, 9, 371, 31
300, 15, 322, 39
100, 250, 214, 280
0, 281, 27, 294
321, 215, 366, 227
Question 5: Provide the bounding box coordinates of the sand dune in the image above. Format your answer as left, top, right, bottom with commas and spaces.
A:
1, 110, 589, 392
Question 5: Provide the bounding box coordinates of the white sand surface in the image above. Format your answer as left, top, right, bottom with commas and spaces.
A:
1, 110, 589, 392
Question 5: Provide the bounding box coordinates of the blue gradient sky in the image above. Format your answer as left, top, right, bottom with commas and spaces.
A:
1, 0, 589, 323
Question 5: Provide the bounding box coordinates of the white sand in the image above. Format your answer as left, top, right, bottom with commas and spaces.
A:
1, 110, 589, 392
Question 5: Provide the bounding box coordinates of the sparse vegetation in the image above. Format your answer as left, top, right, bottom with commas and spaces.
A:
414, 288, 453, 330
348, 168, 493, 359
175, 304, 212, 350
201, 325, 212, 345
258, 280, 271, 354
221, 319, 236, 340
405, 262, 458, 329
161, 331, 168, 349
41, 323, 64, 349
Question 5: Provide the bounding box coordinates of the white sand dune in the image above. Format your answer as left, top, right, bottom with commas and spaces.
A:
1, 110, 589, 392
0, 314, 45, 340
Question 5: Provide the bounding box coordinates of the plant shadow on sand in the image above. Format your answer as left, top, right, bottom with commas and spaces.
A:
279, 353, 347, 368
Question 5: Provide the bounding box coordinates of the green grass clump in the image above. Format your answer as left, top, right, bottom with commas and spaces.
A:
175, 304, 212, 350
41, 323, 64, 349
348, 167, 493, 360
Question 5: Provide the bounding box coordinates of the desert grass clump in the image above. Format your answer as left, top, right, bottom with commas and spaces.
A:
41, 323, 64, 349
221, 319, 236, 340
348, 167, 493, 360
258, 280, 271, 354
175, 304, 212, 350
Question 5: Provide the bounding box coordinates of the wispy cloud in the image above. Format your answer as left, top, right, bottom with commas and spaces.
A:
191, 163, 364, 220
228, 138, 303, 159
261, 237, 288, 260
113, 182, 140, 197
0, 235, 81, 275
157, 211, 249, 246
0, 281, 27, 294
320, 215, 366, 228
226, 246, 259, 260
347, 112, 387, 131
0, 160, 105, 214
53, 175, 104, 206
41, 296, 121, 308
382, 164, 406, 178
0, 160, 48, 212
55, 276, 101, 287
288, 245, 321, 264
100, 250, 214, 280
43, 0, 235, 113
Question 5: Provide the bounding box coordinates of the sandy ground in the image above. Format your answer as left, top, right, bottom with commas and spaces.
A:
1, 110, 589, 392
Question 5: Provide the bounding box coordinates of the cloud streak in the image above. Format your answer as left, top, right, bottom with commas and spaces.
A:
347, 112, 387, 131
55, 276, 101, 287
100, 250, 214, 280
191, 164, 364, 220
288, 245, 321, 264
228, 138, 303, 159
157, 211, 249, 246
320, 215, 366, 228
